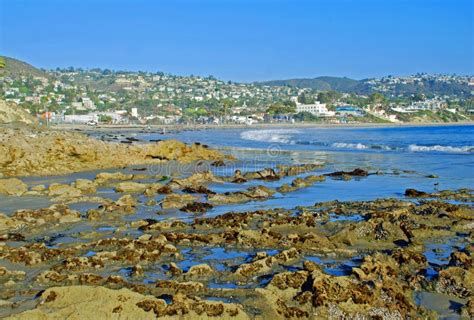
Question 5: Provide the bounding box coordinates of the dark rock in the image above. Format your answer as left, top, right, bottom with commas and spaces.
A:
405, 189, 430, 197
325, 168, 368, 177
180, 202, 214, 213
182, 185, 216, 195
211, 160, 226, 167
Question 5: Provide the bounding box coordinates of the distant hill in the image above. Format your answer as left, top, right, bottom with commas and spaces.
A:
0, 56, 50, 79
256, 76, 361, 91
256, 75, 472, 97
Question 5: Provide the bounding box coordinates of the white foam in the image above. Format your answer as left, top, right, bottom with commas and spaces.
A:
331, 142, 369, 150
240, 129, 300, 144
408, 144, 474, 154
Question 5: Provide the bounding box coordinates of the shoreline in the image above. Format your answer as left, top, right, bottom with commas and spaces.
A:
51, 120, 474, 133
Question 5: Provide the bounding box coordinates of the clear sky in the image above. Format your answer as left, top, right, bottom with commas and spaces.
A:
1, 0, 473, 82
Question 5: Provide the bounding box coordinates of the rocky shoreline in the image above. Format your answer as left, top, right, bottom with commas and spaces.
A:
0, 125, 472, 319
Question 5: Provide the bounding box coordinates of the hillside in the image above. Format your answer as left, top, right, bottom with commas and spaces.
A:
256, 76, 360, 91
0, 56, 50, 79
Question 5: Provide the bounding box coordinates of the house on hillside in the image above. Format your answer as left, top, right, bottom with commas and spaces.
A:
296, 101, 335, 117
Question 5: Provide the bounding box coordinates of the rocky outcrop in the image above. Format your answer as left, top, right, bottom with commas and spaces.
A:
161, 194, 197, 209
0, 126, 228, 177
5, 286, 250, 319
208, 185, 275, 204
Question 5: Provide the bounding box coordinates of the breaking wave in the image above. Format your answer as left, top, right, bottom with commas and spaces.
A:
331, 142, 369, 150
408, 144, 474, 154
331, 142, 394, 151
239, 129, 473, 154
240, 129, 300, 144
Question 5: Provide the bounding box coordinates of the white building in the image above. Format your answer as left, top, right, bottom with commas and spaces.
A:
405, 99, 445, 111
296, 101, 335, 117
63, 114, 98, 123
82, 97, 96, 110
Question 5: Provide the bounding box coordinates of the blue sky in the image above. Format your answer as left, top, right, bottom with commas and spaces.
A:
1, 0, 473, 81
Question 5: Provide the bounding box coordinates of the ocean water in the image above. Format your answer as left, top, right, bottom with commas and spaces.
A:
138, 125, 473, 196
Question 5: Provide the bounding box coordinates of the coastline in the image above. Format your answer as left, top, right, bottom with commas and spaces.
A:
1, 121, 473, 319
51, 120, 474, 133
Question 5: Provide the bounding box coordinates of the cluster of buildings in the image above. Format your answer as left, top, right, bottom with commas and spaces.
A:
366, 73, 474, 95
1, 68, 471, 125
390, 98, 447, 113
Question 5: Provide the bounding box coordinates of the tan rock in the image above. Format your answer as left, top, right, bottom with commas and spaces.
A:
95, 172, 134, 184
114, 181, 148, 193
74, 179, 97, 193
0, 178, 28, 196
48, 183, 82, 198
115, 195, 137, 208
185, 263, 214, 277
161, 193, 197, 209
5, 286, 163, 319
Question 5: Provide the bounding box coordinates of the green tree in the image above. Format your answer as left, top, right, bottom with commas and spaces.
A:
317, 91, 341, 104
98, 114, 113, 123
266, 102, 296, 115
369, 92, 387, 105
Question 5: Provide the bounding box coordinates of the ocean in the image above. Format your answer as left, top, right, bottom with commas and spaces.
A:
135, 124, 473, 215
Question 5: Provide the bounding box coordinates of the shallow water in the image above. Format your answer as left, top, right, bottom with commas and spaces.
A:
138, 125, 474, 190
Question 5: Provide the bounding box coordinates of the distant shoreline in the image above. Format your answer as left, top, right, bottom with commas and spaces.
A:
52, 120, 474, 133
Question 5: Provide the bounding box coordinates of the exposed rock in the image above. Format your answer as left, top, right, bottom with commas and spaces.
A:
185, 263, 214, 278
73, 179, 97, 193
114, 181, 149, 193
235, 248, 299, 278
161, 194, 197, 209
277, 175, 325, 193
209, 185, 275, 204
449, 251, 473, 268
0, 178, 28, 196
325, 168, 368, 177
48, 183, 82, 198
95, 172, 134, 184
0, 125, 228, 177
182, 185, 216, 195
211, 160, 226, 167
115, 194, 137, 208
243, 168, 280, 181
436, 266, 473, 298
405, 188, 430, 197
277, 163, 324, 176
167, 171, 222, 189
231, 169, 247, 183
180, 202, 214, 213
5, 286, 165, 319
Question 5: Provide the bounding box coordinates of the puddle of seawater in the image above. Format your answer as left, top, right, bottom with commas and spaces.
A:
327, 213, 365, 222
415, 291, 466, 319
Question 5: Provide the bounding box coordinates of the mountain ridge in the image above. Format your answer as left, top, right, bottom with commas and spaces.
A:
255, 76, 362, 91
0, 56, 50, 79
